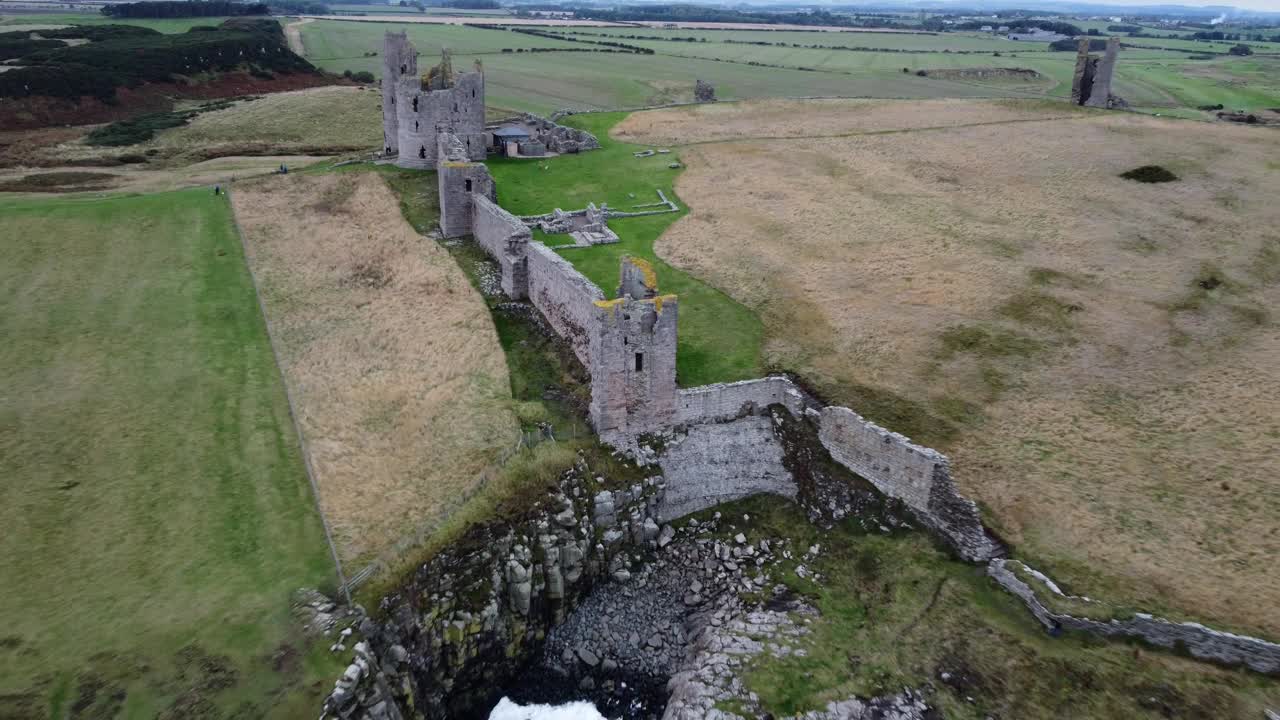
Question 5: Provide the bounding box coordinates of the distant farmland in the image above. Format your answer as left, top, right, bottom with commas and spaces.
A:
298, 19, 1280, 114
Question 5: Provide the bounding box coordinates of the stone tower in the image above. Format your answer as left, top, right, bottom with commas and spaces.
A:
1071, 37, 1121, 108
391, 46, 487, 170
381, 31, 416, 157
589, 257, 679, 439
436, 131, 494, 239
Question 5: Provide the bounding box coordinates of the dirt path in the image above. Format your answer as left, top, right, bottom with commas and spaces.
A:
284, 17, 312, 56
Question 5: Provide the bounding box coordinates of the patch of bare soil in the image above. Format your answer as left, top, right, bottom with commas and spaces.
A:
612, 97, 1083, 146
643, 100, 1280, 638
232, 173, 517, 566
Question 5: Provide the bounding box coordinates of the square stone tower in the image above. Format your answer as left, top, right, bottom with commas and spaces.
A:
381, 31, 416, 157
589, 257, 679, 439
392, 49, 487, 169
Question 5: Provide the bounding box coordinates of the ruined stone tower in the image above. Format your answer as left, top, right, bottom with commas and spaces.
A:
590, 258, 679, 439
1071, 37, 1121, 108
381, 31, 415, 157
382, 33, 487, 169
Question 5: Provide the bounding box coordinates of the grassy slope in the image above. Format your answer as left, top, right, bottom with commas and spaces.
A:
486, 112, 764, 387
0, 189, 339, 719
710, 496, 1280, 720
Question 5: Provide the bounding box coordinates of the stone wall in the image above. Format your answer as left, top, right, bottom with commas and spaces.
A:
655, 415, 794, 523
471, 195, 531, 299
988, 559, 1280, 675
817, 406, 998, 561
525, 243, 605, 367
676, 377, 806, 426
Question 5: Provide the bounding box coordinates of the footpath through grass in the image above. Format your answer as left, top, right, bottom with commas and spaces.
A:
487, 112, 764, 387
0, 189, 340, 719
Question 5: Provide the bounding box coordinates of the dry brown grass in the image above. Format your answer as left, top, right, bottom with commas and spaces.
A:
232, 173, 518, 566
613, 97, 1084, 146
637, 100, 1280, 638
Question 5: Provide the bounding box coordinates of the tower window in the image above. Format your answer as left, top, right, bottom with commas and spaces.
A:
414, 120, 419, 131
634, 353, 644, 372
465, 179, 472, 192
412, 97, 418, 112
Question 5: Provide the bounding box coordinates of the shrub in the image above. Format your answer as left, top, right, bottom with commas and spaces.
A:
1228, 43, 1253, 56
351, 70, 375, 83
1120, 165, 1179, 183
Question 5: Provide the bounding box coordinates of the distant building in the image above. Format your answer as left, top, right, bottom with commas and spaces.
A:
1008, 28, 1068, 42
980, 25, 993, 32
997, 25, 1010, 32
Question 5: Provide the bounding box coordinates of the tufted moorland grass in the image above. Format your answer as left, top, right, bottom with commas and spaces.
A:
486, 112, 765, 387
0, 189, 341, 719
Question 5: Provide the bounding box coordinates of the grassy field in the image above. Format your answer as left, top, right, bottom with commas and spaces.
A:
708, 495, 1280, 719
297, 21, 1050, 114
231, 172, 519, 567
0, 188, 341, 719
620, 99, 1280, 641
294, 19, 1280, 114
486, 112, 764, 387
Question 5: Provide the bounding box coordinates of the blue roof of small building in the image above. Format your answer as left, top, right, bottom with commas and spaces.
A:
493, 126, 530, 138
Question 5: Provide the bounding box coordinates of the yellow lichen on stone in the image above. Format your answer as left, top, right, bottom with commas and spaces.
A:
627, 256, 659, 290
652, 293, 676, 313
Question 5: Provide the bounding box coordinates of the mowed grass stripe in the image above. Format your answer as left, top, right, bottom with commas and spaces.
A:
0, 189, 334, 716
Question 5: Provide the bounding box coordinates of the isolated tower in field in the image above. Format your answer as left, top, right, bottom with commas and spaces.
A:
1071, 37, 1121, 108
381, 32, 486, 169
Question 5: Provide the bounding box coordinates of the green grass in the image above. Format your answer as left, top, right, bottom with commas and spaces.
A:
0, 12, 238, 34
0, 189, 339, 719
710, 496, 1280, 719
486, 112, 764, 387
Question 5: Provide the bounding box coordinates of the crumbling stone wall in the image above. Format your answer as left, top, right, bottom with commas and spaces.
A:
989, 559, 1280, 675
519, 112, 600, 154
817, 406, 998, 561
676, 377, 806, 426
525, 243, 605, 366
655, 415, 794, 523
471, 195, 531, 299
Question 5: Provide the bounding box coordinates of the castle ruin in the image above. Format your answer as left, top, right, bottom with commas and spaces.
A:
1071, 37, 1123, 109
385, 30, 998, 562
382, 32, 486, 169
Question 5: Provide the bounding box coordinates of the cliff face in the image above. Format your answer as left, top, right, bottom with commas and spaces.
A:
320, 409, 924, 720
